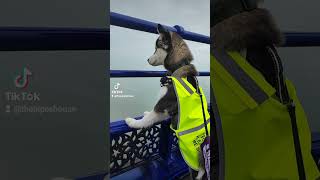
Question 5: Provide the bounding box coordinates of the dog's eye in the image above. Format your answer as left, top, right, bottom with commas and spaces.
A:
158, 40, 167, 49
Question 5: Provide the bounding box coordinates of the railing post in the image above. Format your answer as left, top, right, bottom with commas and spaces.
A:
159, 120, 173, 161
173, 25, 185, 35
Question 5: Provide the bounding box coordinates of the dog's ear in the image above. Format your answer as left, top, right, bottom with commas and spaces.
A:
157, 24, 168, 34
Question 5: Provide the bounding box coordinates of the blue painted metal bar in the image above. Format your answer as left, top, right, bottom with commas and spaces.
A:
111, 12, 320, 47
0, 27, 109, 51
110, 116, 171, 138
110, 12, 210, 44
0, 17, 320, 52
110, 116, 144, 137
284, 32, 320, 47
111, 104, 211, 137
0, 22, 319, 52
110, 70, 210, 77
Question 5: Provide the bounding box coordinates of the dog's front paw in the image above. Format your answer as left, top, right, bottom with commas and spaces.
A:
195, 168, 205, 180
125, 117, 138, 128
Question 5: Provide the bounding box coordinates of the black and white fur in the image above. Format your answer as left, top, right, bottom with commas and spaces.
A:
125, 24, 205, 180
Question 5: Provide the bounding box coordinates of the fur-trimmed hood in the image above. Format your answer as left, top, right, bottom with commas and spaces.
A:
212, 8, 283, 51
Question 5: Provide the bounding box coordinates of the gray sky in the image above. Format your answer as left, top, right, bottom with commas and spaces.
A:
264, 0, 320, 32
110, 0, 210, 121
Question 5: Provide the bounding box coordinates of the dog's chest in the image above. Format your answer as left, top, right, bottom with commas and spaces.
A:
159, 86, 168, 99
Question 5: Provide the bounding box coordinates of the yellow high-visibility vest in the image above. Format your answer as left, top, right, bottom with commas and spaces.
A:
211, 50, 320, 180
169, 76, 211, 171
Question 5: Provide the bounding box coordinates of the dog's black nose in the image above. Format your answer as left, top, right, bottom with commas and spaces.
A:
147, 59, 150, 62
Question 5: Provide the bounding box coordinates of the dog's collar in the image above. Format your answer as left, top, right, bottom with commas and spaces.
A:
160, 76, 172, 87
160, 61, 191, 87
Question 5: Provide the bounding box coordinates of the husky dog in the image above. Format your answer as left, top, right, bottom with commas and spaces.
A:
125, 24, 205, 180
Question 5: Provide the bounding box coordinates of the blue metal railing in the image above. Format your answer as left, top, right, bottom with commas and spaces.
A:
1, 23, 320, 51
111, 12, 210, 44
284, 32, 320, 47
111, 12, 320, 47
0, 27, 108, 51
110, 70, 210, 77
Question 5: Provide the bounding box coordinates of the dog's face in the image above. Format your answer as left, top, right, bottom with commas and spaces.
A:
147, 24, 172, 66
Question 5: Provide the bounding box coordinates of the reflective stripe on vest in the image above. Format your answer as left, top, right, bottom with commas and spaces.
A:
212, 49, 276, 110
212, 49, 268, 105
178, 119, 211, 136
175, 77, 194, 95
